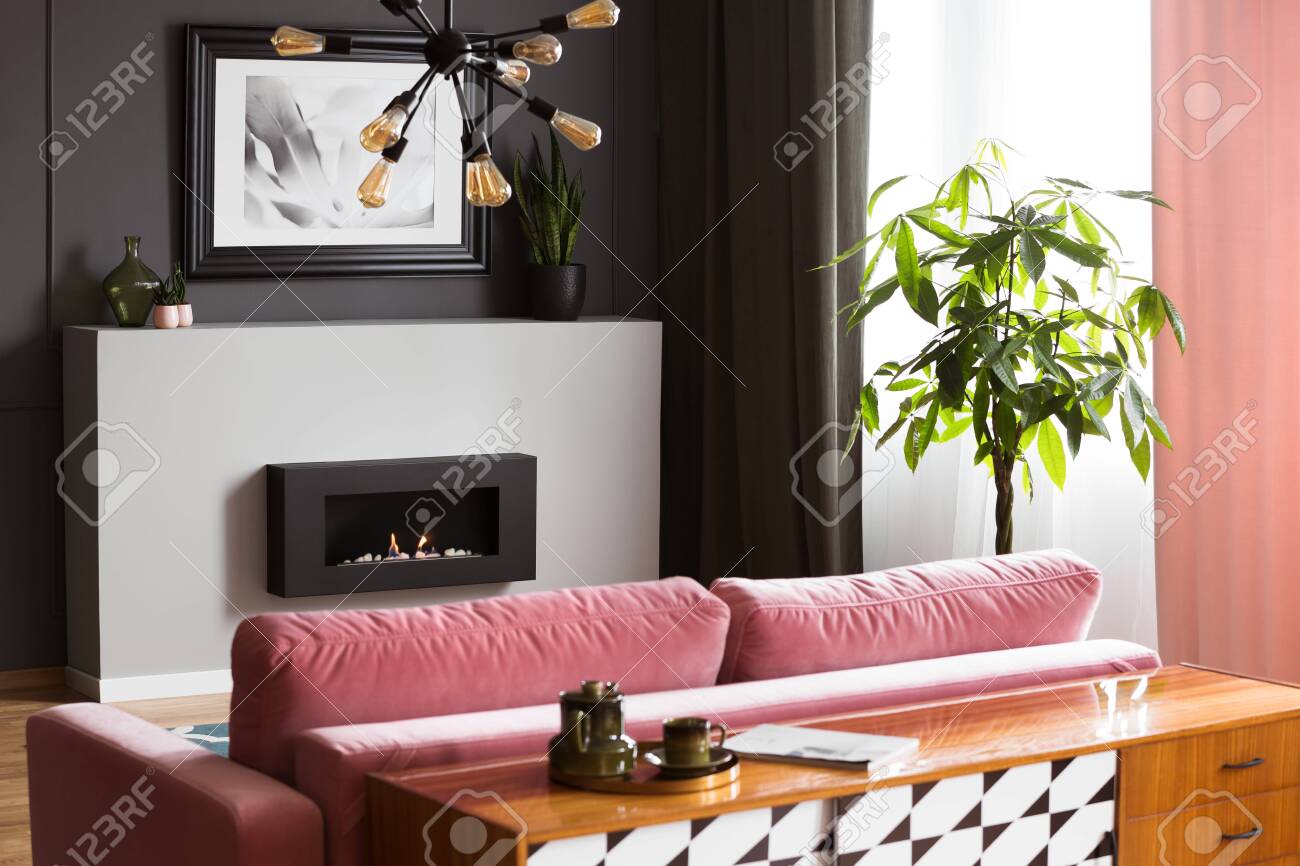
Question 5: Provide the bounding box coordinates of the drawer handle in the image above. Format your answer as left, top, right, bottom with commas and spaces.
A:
1222, 828, 1263, 842
1222, 757, 1265, 770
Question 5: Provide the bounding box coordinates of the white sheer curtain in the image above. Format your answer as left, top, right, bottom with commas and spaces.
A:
862, 0, 1157, 647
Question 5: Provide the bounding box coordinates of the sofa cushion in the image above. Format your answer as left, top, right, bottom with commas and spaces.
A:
230, 577, 729, 783
293, 638, 1159, 866
711, 549, 1103, 683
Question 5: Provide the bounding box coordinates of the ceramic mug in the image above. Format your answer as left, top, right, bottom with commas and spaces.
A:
662, 717, 727, 767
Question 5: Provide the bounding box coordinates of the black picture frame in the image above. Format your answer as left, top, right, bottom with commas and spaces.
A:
183, 25, 491, 280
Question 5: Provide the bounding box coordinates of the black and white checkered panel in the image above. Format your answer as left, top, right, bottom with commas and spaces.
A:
835, 752, 1116, 866
526, 799, 835, 865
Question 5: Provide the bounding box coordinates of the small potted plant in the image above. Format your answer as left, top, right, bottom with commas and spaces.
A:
514, 131, 585, 321
153, 263, 193, 329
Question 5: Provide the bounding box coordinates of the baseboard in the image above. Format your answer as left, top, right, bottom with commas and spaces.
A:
0, 665, 65, 691
64, 666, 233, 702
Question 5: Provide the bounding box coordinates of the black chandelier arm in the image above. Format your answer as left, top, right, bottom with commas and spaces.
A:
398, 67, 440, 138
487, 26, 544, 40
413, 6, 438, 34
450, 72, 477, 138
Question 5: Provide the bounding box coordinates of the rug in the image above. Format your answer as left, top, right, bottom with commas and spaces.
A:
168, 723, 229, 757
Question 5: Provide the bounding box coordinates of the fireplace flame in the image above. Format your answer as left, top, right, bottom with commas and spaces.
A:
417, 535, 428, 552
388, 532, 399, 558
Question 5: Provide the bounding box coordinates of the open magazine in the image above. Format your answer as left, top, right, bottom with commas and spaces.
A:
725, 724, 918, 770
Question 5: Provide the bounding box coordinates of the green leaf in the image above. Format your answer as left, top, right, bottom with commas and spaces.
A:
1108, 189, 1173, 210
976, 329, 1019, 393
1022, 460, 1035, 495
1071, 207, 1102, 245
936, 416, 973, 443
868, 175, 909, 217
1082, 400, 1110, 440
816, 228, 882, 270
877, 409, 910, 448
993, 398, 1019, 450
1142, 393, 1173, 448
1124, 378, 1147, 433
1019, 422, 1039, 451
886, 378, 928, 391
860, 383, 880, 431
973, 372, 990, 439
1131, 431, 1152, 480
1052, 276, 1080, 304
1035, 230, 1110, 269
1033, 279, 1049, 309
1020, 231, 1046, 283
856, 243, 887, 293
848, 278, 900, 329
1049, 177, 1094, 190
1159, 290, 1187, 352
1136, 287, 1163, 336
917, 399, 941, 459
1119, 395, 1136, 450
907, 213, 972, 247
1036, 419, 1067, 490
955, 229, 1018, 267
903, 419, 920, 471
1065, 404, 1083, 456
936, 354, 966, 406
894, 219, 920, 294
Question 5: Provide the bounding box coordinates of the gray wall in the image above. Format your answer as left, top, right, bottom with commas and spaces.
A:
1, 0, 657, 671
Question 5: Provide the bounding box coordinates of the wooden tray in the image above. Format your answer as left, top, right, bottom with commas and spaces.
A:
549, 752, 739, 795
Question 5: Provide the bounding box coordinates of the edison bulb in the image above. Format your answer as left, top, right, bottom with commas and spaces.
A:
500, 59, 531, 87
512, 34, 562, 65
357, 157, 396, 209
551, 111, 601, 150
566, 0, 619, 29
359, 105, 408, 153
271, 26, 325, 56
466, 154, 513, 207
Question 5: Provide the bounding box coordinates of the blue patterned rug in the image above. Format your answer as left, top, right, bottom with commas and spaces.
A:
168, 723, 229, 757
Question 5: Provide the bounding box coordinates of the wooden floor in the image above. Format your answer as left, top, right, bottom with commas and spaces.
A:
0, 677, 229, 866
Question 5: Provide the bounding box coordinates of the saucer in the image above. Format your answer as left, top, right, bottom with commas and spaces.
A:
642, 746, 735, 778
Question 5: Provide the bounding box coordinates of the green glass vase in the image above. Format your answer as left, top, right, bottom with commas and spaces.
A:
102, 236, 160, 327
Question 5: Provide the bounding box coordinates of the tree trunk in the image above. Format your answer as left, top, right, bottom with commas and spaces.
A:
993, 449, 1015, 555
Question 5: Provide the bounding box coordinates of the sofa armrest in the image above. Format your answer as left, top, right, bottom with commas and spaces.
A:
28, 703, 323, 866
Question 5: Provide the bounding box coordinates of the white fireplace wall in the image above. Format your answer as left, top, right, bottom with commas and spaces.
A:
62, 318, 661, 700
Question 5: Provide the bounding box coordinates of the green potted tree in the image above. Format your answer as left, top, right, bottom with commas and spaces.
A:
515, 131, 585, 321
153, 262, 193, 329
823, 140, 1186, 553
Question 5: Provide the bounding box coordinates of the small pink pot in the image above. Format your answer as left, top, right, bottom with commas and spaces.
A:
177, 303, 194, 327
153, 305, 180, 329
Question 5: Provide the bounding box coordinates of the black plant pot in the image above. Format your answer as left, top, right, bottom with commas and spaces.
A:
529, 263, 586, 321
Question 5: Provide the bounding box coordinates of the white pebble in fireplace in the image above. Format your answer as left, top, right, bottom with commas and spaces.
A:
340, 534, 478, 565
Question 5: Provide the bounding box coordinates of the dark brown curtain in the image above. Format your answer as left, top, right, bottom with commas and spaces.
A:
656, 0, 871, 580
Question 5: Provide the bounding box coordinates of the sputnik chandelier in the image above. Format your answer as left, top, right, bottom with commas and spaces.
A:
270, 0, 619, 209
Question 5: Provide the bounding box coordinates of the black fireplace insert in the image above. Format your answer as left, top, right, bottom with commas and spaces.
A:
267, 453, 536, 597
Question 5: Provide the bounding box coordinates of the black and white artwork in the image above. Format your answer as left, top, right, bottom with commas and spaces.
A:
184, 26, 490, 279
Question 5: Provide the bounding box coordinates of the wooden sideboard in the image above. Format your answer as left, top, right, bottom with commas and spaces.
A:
369, 665, 1300, 865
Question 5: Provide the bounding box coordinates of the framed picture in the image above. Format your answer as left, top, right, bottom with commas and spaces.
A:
183, 25, 490, 279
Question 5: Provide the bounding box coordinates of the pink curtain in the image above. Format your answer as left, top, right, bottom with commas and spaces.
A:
1153, 1, 1300, 681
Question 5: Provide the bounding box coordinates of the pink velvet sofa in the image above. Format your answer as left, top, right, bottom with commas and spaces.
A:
27, 549, 1160, 866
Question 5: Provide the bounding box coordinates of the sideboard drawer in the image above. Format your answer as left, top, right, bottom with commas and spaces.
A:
1122, 787, 1299, 865
1121, 719, 1300, 818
